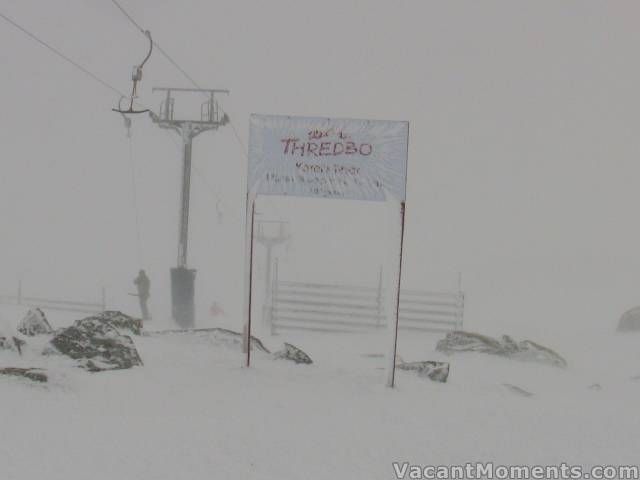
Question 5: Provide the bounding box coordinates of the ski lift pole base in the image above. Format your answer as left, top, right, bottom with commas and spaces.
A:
171, 266, 196, 329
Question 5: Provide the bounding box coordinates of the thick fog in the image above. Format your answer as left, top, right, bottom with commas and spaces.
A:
1, 1, 639, 340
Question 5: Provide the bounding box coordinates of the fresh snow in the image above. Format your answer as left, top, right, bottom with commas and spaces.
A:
1, 305, 639, 480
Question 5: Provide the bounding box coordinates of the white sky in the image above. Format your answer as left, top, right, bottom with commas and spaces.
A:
1, 1, 639, 338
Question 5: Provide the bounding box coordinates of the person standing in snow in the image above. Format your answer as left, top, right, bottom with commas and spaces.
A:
133, 269, 151, 321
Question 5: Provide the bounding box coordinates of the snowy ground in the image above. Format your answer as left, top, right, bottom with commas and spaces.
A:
1, 306, 640, 480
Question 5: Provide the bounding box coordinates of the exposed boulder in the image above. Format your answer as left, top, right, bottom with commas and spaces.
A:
437, 331, 567, 368
502, 383, 534, 397
274, 343, 313, 365
617, 306, 640, 332
0, 336, 25, 355
0, 367, 47, 383
98, 311, 144, 335
17, 308, 53, 336
511, 339, 567, 368
48, 318, 143, 372
436, 331, 505, 355
75, 311, 143, 336
396, 358, 450, 382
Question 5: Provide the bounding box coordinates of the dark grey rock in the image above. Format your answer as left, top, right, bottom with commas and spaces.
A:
513, 340, 568, 368
274, 343, 313, 364
17, 308, 53, 336
397, 359, 450, 382
502, 383, 534, 397
48, 319, 143, 372
500, 335, 520, 354
436, 331, 567, 368
436, 331, 505, 355
75, 311, 143, 336
0, 367, 47, 383
96, 311, 144, 336
617, 306, 640, 332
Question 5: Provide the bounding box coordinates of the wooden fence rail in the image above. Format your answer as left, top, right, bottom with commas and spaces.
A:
0, 282, 106, 315
269, 263, 463, 334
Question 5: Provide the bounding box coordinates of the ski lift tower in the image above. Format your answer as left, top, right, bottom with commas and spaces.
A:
150, 87, 229, 328
254, 218, 289, 330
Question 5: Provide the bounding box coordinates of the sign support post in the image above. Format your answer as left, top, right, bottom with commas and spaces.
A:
243, 195, 256, 367
243, 114, 409, 387
387, 201, 406, 388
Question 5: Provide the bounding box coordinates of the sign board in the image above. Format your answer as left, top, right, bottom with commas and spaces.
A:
244, 113, 409, 388
248, 114, 409, 202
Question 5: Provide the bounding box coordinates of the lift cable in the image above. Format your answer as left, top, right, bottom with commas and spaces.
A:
0, 9, 156, 116
109, 0, 249, 157
110, 0, 246, 222
0, 10, 126, 98
0, 8, 150, 266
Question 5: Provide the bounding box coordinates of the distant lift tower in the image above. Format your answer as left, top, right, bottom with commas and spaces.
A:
150, 87, 229, 328
254, 219, 289, 329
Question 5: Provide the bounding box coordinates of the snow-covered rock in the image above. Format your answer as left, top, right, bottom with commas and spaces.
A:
47, 318, 143, 372
17, 308, 53, 336
617, 306, 640, 332
435, 331, 506, 355
274, 343, 313, 364
396, 359, 450, 382
0, 336, 25, 355
511, 339, 567, 368
0, 367, 47, 383
437, 331, 567, 368
98, 310, 144, 335
502, 383, 534, 397
76, 311, 144, 336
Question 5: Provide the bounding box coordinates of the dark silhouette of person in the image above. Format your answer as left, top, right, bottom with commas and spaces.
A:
134, 269, 151, 320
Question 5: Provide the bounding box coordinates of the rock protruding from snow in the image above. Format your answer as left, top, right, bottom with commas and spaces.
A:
436, 331, 567, 368
436, 331, 504, 355
502, 383, 534, 397
0, 367, 47, 383
100, 310, 144, 335
78, 311, 144, 336
274, 343, 313, 364
17, 308, 53, 336
48, 318, 143, 372
0, 336, 25, 355
512, 339, 568, 368
617, 306, 640, 332
396, 359, 450, 382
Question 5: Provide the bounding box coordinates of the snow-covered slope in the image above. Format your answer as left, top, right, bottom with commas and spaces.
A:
1, 305, 639, 480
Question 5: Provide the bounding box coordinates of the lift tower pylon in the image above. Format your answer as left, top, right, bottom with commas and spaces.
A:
150, 87, 229, 328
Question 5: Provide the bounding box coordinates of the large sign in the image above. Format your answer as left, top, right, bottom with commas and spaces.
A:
244, 113, 410, 388
248, 114, 409, 202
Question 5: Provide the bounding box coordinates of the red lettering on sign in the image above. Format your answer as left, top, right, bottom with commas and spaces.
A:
319, 142, 331, 156
359, 144, 372, 155
345, 142, 358, 154
306, 142, 319, 156
291, 141, 305, 156
281, 138, 297, 154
